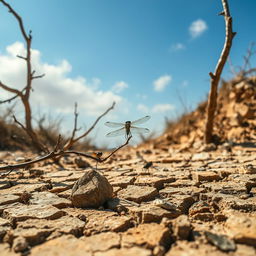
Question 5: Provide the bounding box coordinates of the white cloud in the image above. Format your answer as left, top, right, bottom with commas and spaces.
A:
0, 42, 124, 116
137, 104, 149, 113
170, 43, 185, 52
153, 75, 172, 92
112, 81, 128, 93
189, 19, 208, 38
152, 104, 175, 113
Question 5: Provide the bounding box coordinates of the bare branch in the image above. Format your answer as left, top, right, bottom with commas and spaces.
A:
32, 73, 45, 80
71, 102, 79, 140
13, 115, 50, 154
17, 55, 27, 60
100, 135, 132, 162
0, 94, 19, 104
63, 102, 115, 151
0, 0, 28, 40
74, 102, 116, 143
13, 115, 27, 132
204, 0, 236, 144
0, 81, 21, 95
0, 136, 132, 176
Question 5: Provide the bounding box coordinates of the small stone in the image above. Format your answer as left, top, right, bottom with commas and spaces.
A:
152, 198, 177, 211
117, 185, 158, 203
71, 170, 113, 208
205, 231, 236, 252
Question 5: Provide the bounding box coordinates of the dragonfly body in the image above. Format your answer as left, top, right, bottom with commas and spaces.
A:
105, 116, 150, 138
125, 121, 132, 137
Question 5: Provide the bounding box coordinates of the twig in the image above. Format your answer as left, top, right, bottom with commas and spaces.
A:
0, 94, 19, 104
63, 102, 116, 151
204, 0, 236, 144
13, 115, 49, 153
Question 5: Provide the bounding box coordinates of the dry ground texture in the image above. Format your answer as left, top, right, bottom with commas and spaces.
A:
0, 76, 255, 256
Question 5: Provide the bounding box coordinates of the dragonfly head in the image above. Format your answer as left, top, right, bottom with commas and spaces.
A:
125, 121, 131, 126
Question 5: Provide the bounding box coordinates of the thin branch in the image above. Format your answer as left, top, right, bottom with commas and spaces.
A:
204, 0, 236, 144
0, 136, 132, 176
63, 101, 115, 151
0, 94, 19, 104
17, 55, 27, 60
0, 81, 21, 95
13, 115, 49, 153
70, 102, 79, 142
13, 115, 27, 131
32, 73, 45, 80
0, 0, 29, 41
0, 86, 26, 105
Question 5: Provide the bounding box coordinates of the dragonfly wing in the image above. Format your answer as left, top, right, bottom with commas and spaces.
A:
131, 115, 150, 125
105, 121, 124, 128
130, 126, 150, 134
106, 127, 126, 137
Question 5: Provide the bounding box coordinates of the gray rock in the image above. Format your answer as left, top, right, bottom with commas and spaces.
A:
71, 170, 113, 208
205, 231, 236, 252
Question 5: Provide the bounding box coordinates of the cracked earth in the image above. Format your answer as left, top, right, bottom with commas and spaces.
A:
0, 142, 256, 256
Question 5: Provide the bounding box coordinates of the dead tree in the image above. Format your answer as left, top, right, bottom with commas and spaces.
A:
0, 0, 46, 152
204, 0, 236, 144
0, 1, 115, 154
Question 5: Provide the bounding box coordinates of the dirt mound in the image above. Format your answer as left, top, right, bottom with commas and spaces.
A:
155, 75, 256, 148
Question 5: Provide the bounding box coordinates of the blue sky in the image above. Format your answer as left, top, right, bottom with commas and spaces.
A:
0, 0, 256, 147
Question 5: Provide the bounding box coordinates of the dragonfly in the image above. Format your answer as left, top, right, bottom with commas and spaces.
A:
105, 116, 150, 138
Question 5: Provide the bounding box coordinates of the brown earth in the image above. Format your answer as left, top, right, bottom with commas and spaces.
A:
0, 76, 256, 255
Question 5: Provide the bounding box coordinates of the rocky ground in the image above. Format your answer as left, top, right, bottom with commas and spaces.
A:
0, 75, 255, 255
0, 141, 256, 256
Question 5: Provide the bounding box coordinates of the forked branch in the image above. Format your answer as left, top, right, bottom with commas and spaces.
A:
0, 135, 132, 177
204, 0, 236, 144
63, 102, 116, 151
